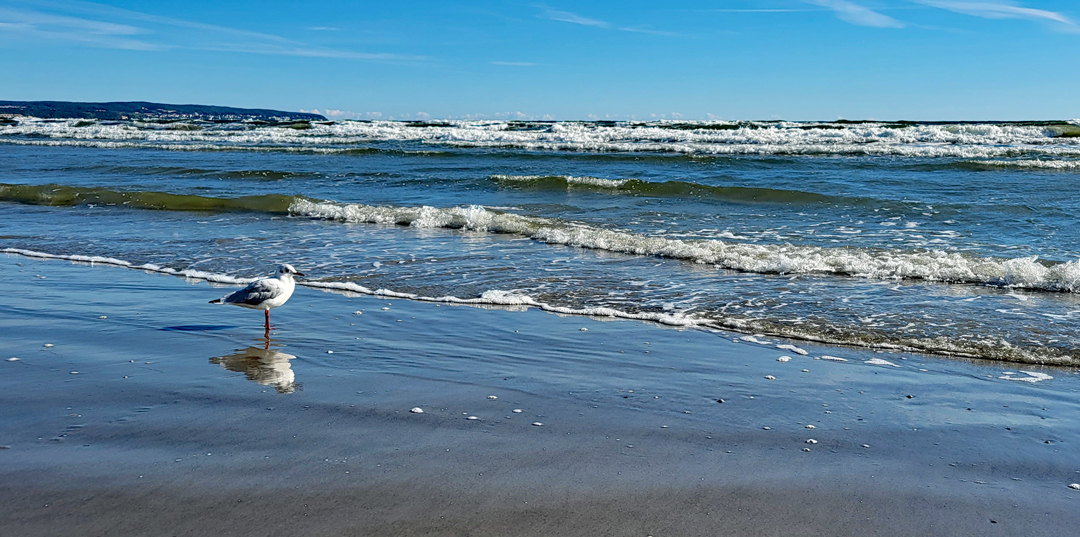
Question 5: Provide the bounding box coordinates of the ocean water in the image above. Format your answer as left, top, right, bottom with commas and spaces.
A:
2, 118, 1080, 365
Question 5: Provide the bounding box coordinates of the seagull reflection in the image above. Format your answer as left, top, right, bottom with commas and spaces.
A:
211, 341, 300, 394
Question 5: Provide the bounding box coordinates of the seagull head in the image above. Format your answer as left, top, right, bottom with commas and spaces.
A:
276, 264, 305, 278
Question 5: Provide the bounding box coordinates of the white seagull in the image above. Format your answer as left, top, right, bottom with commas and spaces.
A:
210, 264, 304, 331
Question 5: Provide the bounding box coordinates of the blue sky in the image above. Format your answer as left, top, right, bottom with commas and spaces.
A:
0, 0, 1077, 120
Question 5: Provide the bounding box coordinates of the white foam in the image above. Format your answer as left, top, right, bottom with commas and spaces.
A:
5, 247, 1077, 367
303, 281, 700, 328
776, 344, 809, 355
739, 335, 772, 345
864, 358, 901, 367
490, 174, 631, 188
288, 199, 1080, 292
969, 159, 1080, 170
3, 118, 1079, 158
1, 247, 254, 285
998, 371, 1053, 383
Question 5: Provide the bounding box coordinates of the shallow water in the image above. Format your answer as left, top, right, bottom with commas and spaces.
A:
3, 118, 1080, 364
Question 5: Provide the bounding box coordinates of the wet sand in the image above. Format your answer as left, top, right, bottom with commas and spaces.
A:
2, 253, 1079, 536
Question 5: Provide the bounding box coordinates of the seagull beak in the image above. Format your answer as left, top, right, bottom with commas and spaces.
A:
294, 271, 305, 277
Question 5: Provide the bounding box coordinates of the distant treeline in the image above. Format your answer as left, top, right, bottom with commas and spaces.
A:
0, 101, 327, 121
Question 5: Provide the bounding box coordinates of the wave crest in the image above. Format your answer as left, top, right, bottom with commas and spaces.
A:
4, 118, 1080, 158
289, 199, 1080, 293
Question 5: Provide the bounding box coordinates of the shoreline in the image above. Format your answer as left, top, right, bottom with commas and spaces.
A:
2, 253, 1079, 535
5, 246, 1077, 369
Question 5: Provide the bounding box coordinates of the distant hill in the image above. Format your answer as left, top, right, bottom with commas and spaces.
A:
0, 101, 327, 121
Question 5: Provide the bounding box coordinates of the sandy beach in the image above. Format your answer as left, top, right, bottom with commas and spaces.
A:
2, 253, 1079, 536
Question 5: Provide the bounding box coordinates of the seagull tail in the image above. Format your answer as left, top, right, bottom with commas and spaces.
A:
209, 298, 224, 304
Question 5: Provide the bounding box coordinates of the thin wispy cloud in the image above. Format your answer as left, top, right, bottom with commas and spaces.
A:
538, 6, 680, 36
702, 9, 818, 13
0, 0, 426, 60
0, 6, 161, 50
805, 0, 906, 28
618, 26, 683, 37
540, 8, 610, 28
918, 1, 1077, 30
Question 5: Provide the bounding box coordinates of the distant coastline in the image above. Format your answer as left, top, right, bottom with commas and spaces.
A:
0, 100, 326, 122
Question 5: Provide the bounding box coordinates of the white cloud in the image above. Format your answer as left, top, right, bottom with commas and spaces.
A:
918, 1, 1076, 29
0, 6, 161, 49
0, 1, 426, 60
704, 9, 815, 13
538, 6, 678, 36
541, 8, 610, 28
300, 109, 384, 120
805, 0, 905, 28
617, 26, 683, 37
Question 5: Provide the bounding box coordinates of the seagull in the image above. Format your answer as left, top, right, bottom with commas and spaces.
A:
210, 264, 304, 332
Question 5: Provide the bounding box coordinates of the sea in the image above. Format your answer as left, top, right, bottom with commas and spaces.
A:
2, 117, 1080, 366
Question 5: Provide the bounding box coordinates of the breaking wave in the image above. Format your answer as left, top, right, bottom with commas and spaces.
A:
290, 199, 1080, 293
4, 182, 1077, 293
3, 118, 1080, 158
490, 174, 862, 204
958, 159, 1080, 171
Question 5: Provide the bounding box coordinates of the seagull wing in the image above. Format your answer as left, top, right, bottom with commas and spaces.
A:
222, 278, 283, 306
